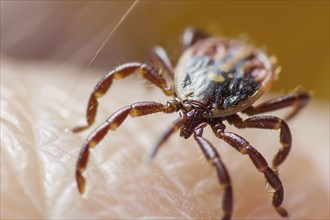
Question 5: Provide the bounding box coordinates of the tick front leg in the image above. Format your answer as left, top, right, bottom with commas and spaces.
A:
73, 62, 173, 133
194, 124, 233, 220
212, 127, 288, 217
146, 112, 186, 161
76, 101, 177, 195
242, 92, 310, 120
226, 114, 291, 169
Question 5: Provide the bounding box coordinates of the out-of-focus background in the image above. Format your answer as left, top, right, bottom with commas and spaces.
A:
1, 1, 329, 101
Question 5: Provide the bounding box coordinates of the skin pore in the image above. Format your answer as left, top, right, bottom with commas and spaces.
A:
1, 59, 329, 219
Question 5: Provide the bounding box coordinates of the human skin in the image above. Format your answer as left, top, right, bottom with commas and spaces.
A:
1, 59, 329, 219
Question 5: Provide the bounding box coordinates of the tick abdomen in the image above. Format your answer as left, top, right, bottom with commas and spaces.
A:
175, 38, 276, 117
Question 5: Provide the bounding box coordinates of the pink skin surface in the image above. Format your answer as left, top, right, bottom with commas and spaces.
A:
1, 59, 329, 219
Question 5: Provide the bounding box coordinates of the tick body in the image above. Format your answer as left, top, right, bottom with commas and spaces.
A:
175, 37, 273, 118
73, 27, 310, 220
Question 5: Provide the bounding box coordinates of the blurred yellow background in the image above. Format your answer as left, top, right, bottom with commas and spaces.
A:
1, 1, 328, 100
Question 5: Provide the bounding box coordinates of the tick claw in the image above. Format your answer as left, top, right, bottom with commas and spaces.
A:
76, 171, 86, 195
144, 149, 156, 164
276, 206, 289, 217
72, 125, 89, 133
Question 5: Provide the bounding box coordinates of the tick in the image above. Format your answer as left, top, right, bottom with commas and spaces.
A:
73, 27, 310, 220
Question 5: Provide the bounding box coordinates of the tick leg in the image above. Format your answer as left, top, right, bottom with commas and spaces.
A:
72, 62, 174, 133
242, 92, 310, 120
226, 114, 291, 169
212, 126, 288, 217
146, 46, 174, 81
76, 101, 178, 195
194, 124, 233, 220
146, 112, 186, 161
182, 26, 209, 49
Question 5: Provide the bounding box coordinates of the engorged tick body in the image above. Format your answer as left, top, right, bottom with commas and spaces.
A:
73, 27, 310, 220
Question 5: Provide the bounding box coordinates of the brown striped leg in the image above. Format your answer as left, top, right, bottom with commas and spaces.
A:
72, 62, 174, 133
145, 112, 186, 162
242, 92, 311, 120
182, 26, 209, 49
212, 125, 288, 217
146, 46, 174, 80
194, 123, 233, 220
75, 101, 178, 195
226, 114, 291, 170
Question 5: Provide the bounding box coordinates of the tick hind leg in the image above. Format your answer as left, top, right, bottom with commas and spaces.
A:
73, 62, 174, 133
212, 124, 288, 217
194, 123, 233, 220
182, 26, 209, 49
146, 46, 174, 81
226, 114, 291, 170
242, 92, 310, 121
75, 101, 177, 194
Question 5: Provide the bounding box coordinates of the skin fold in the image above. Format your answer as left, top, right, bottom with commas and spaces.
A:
1, 59, 329, 219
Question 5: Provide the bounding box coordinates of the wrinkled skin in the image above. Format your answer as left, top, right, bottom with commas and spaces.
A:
1, 60, 329, 219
